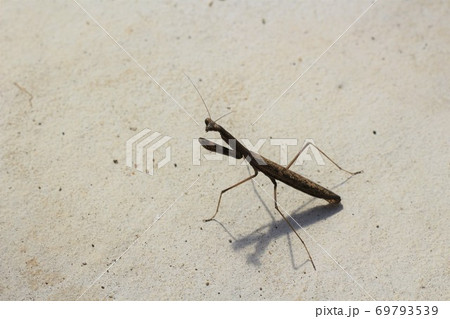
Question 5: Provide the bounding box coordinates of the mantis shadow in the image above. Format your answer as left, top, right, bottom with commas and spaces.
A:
247, 168, 357, 268
206, 169, 356, 269
231, 201, 343, 269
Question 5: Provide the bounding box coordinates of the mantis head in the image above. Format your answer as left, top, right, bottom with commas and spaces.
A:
204, 118, 219, 132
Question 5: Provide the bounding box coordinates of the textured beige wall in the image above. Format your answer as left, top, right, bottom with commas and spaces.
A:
1, 0, 449, 300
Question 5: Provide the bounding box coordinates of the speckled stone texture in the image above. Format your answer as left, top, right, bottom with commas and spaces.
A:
1, 0, 448, 300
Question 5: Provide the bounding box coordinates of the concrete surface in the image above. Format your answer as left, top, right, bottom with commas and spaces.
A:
1, 0, 449, 300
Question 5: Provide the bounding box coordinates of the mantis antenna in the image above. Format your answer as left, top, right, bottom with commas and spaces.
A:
184, 73, 211, 119
214, 110, 233, 123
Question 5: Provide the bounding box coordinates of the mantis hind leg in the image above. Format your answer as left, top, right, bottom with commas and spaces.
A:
286, 141, 362, 175
270, 178, 316, 271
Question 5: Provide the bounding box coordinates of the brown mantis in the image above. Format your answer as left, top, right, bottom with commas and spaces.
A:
189, 76, 362, 270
